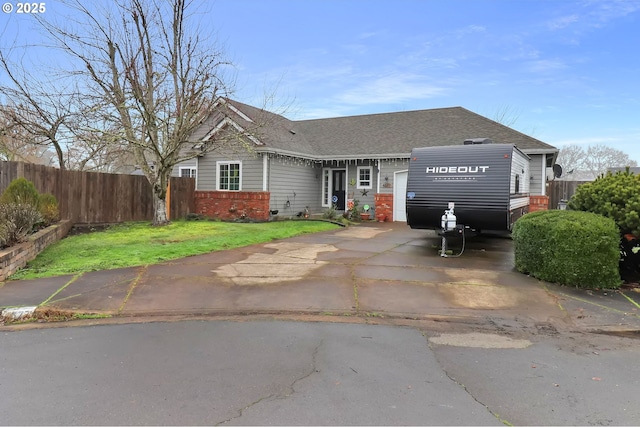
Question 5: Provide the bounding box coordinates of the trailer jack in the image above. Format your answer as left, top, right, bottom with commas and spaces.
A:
439, 227, 466, 257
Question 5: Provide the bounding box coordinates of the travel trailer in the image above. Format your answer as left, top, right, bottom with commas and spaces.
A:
406, 141, 530, 233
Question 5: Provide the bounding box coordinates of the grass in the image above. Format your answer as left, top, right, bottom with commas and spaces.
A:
12, 220, 339, 280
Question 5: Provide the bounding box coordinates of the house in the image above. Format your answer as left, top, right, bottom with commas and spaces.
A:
174, 98, 558, 222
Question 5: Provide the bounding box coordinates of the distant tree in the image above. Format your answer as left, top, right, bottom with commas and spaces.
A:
0, 52, 77, 169
0, 106, 55, 165
555, 144, 586, 179
557, 144, 637, 180
583, 144, 637, 179
491, 105, 521, 128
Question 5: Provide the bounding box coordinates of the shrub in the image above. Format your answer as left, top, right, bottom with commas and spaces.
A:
512, 210, 621, 289
323, 204, 338, 220
38, 193, 60, 226
1, 177, 40, 208
568, 169, 640, 235
0, 202, 43, 247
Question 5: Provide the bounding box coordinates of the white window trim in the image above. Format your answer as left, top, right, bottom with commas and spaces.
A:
321, 168, 332, 207
356, 166, 373, 189
179, 167, 197, 178
216, 160, 242, 191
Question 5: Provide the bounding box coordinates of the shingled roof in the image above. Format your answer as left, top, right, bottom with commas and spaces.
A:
210, 99, 557, 160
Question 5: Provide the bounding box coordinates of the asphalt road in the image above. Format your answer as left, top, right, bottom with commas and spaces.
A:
1, 320, 639, 425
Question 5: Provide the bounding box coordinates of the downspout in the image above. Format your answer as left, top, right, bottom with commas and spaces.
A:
262, 153, 268, 191
541, 154, 546, 196
376, 160, 381, 194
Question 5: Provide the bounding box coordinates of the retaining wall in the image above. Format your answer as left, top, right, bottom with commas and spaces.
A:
0, 220, 73, 281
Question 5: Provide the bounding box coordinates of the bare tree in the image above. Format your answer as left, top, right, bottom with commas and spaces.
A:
0, 52, 77, 169
491, 104, 521, 128
557, 144, 637, 180
0, 106, 55, 164
555, 144, 586, 179
583, 144, 638, 179
34, 0, 258, 225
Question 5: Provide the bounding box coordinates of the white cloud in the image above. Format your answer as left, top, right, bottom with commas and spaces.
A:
335, 73, 448, 106
454, 25, 487, 37
554, 136, 622, 146
546, 14, 579, 30
524, 59, 568, 73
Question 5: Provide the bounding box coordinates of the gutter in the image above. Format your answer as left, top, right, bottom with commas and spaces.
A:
255, 147, 412, 162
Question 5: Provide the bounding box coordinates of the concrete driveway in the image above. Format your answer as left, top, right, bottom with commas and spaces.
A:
3, 221, 640, 332
1, 222, 570, 330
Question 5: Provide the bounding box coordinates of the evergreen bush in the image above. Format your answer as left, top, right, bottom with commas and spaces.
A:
513, 210, 621, 289
0, 177, 40, 208
568, 169, 640, 235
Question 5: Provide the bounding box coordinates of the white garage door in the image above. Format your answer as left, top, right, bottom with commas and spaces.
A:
393, 170, 408, 222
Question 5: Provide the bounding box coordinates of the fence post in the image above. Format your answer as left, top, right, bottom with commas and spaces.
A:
166, 180, 171, 221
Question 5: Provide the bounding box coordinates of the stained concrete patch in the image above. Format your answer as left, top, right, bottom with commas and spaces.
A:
337, 227, 389, 239
213, 242, 338, 285
437, 268, 520, 309
122, 276, 354, 314
445, 268, 500, 285
439, 283, 519, 309
356, 265, 449, 283
357, 279, 453, 315
429, 332, 532, 349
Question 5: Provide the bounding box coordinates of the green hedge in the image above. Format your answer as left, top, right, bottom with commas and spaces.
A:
512, 210, 621, 289
568, 170, 640, 235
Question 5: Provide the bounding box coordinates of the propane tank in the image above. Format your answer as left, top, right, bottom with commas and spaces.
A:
441, 208, 457, 231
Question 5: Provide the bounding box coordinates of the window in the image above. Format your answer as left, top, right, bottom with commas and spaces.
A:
217, 161, 241, 191
515, 174, 520, 193
545, 154, 554, 168
357, 166, 372, 189
179, 167, 196, 178
322, 168, 331, 207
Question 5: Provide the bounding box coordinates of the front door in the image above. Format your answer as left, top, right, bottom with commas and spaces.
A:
332, 170, 346, 210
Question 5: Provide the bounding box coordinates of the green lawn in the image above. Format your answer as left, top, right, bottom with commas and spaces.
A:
12, 220, 340, 280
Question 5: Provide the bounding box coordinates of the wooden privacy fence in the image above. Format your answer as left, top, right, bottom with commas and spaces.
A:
547, 180, 591, 210
0, 161, 195, 224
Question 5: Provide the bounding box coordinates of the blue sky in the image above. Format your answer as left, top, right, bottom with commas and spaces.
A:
2, 0, 639, 162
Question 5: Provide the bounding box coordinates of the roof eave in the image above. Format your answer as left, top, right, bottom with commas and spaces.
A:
256, 147, 411, 162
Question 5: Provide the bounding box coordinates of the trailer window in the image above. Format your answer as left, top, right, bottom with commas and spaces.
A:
515, 174, 520, 193
357, 166, 372, 189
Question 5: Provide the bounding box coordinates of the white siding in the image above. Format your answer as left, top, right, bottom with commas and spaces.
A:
529, 155, 545, 196
510, 151, 530, 195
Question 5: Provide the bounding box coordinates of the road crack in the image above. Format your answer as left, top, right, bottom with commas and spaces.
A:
424, 332, 513, 426
215, 339, 324, 425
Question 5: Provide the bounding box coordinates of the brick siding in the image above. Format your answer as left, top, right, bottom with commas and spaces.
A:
529, 195, 549, 212
195, 191, 270, 221
374, 193, 394, 222
0, 220, 73, 281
